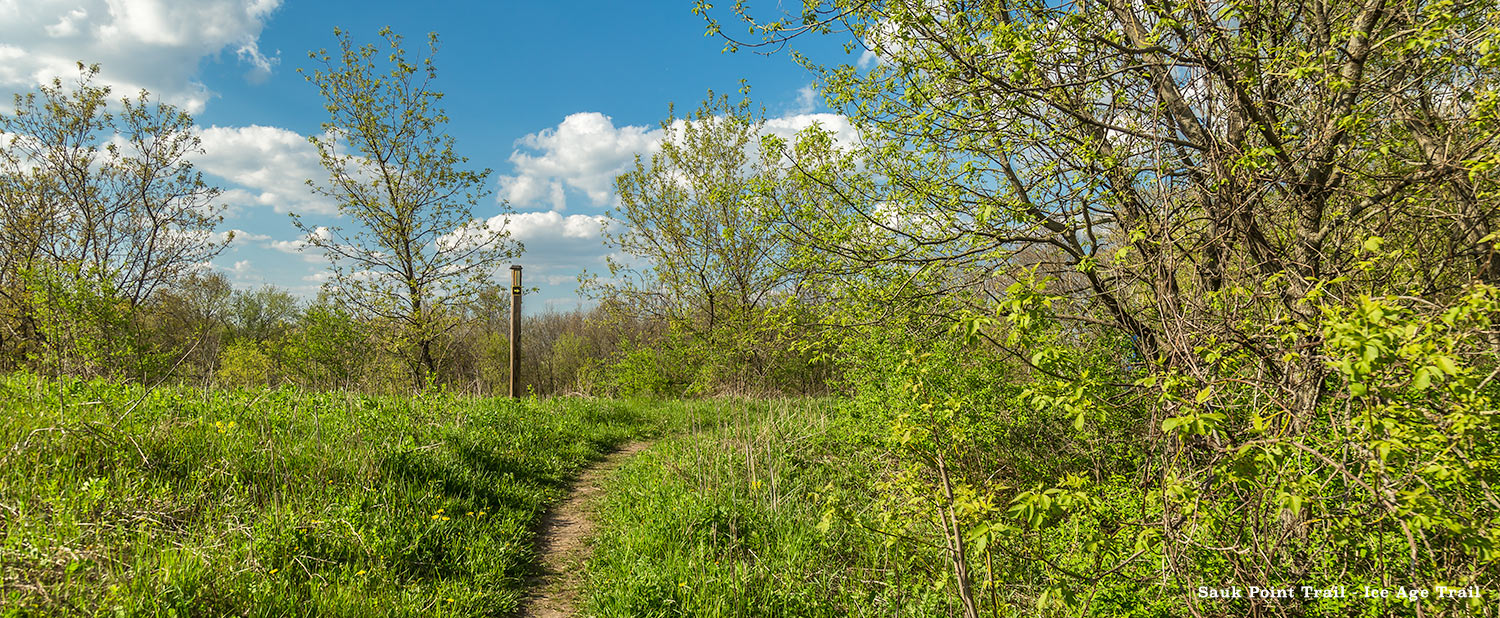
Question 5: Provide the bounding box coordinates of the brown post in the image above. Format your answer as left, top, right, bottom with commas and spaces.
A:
509, 265, 522, 399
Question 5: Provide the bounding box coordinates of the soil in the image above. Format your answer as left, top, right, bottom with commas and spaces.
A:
517, 441, 651, 618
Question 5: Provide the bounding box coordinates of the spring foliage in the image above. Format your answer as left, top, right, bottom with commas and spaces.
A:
668, 0, 1500, 614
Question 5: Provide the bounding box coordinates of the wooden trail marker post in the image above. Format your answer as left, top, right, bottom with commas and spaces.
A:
509, 265, 522, 399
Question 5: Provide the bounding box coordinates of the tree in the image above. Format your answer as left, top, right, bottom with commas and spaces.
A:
283, 299, 381, 392
227, 285, 299, 343
296, 28, 517, 388
592, 93, 792, 329
587, 92, 817, 392
714, 0, 1500, 407
702, 0, 1500, 614
139, 271, 234, 385
0, 63, 227, 370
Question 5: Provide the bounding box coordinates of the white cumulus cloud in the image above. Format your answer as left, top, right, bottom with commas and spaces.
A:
45, 8, 88, 38
499, 112, 661, 211
503, 210, 607, 242
200, 228, 268, 245
500, 109, 860, 212
0, 0, 282, 114
195, 124, 337, 216
763, 113, 861, 151
231, 229, 270, 242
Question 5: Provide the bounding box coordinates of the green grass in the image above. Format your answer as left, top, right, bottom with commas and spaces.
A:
0, 372, 683, 617
581, 399, 958, 618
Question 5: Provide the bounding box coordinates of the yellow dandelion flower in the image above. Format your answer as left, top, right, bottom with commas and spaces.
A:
446, 598, 455, 603
437, 508, 444, 513
356, 570, 366, 575
431, 514, 440, 519
270, 568, 279, 574
441, 516, 450, 521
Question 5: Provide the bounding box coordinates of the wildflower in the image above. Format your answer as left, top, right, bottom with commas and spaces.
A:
270, 568, 279, 574
356, 570, 366, 575
466, 511, 473, 516
446, 598, 455, 603
441, 516, 450, 521
431, 514, 440, 519
437, 508, 444, 513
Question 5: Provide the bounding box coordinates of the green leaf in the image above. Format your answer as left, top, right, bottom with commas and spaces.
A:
1279, 491, 1304, 516
1412, 367, 1432, 391
816, 508, 836, 534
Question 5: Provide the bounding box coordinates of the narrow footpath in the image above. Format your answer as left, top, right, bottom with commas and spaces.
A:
518, 441, 651, 618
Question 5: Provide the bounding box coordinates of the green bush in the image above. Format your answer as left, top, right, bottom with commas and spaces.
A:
215, 339, 280, 387
22, 264, 167, 381
608, 338, 689, 399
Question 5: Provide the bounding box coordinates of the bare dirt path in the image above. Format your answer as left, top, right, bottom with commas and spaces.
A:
518, 441, 651, 618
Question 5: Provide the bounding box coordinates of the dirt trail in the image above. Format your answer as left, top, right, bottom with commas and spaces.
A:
518, 441, 650, 618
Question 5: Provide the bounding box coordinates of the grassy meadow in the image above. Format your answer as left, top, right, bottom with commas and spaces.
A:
0, 373, 712, 617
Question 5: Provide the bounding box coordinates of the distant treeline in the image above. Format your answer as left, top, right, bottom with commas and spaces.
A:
0, 61, 825, 398
0, 264, 827, 397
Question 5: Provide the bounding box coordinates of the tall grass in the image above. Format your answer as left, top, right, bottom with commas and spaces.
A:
582, 400, 955, 617
0, 373, 670, 617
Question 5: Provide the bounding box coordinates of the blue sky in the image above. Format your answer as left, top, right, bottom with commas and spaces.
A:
0, 0, 860, 313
